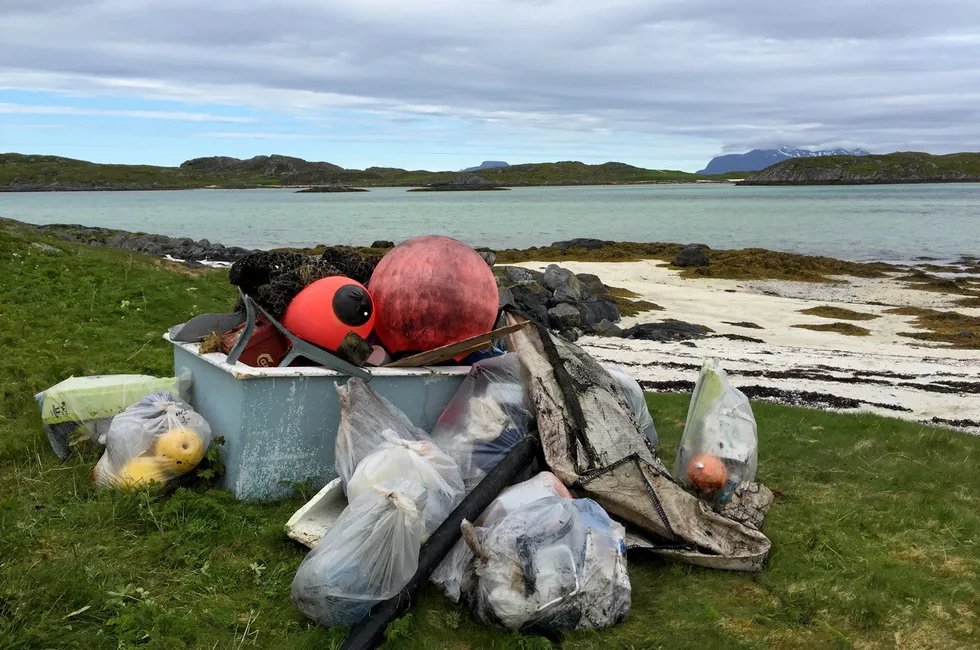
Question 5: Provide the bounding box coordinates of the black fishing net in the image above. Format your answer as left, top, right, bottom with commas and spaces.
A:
319, 247, 377, 286
229, 249, 382, 320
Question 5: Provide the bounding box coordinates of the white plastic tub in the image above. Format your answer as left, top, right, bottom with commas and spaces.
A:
168, 337, 468, 500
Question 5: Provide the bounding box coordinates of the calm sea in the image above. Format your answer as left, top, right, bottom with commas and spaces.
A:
2, 183, 978, 262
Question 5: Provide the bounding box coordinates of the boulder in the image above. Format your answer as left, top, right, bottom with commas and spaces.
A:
673, 244, 710, 267
479, 251, 497, 267
542, 264, 582, 303
503, 266, 539, 286
498, 285, 516, 309
371, 240, 395, 249
552, 238, 614, 250
510, 282, 551, 311
591, 319, 623, 337
576, 273, 612, 299
576, 298, 621, 328
548, 303, 582, 330
624, 321, 709, 342
558, 328, 581, 343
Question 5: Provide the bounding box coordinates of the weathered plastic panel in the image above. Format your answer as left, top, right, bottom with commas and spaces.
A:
170, 338, 467, 501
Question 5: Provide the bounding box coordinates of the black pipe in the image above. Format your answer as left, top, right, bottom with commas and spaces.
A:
340, 433, 542, 650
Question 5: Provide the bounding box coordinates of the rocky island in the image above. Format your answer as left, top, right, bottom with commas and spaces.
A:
737, 151, 980, 185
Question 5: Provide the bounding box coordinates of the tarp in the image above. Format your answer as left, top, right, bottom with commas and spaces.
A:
505, 314, 771, 571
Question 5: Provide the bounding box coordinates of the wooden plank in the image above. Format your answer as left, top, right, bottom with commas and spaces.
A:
385, 320, 530, 368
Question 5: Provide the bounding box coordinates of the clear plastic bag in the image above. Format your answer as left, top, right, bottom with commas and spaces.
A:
35, 373, 192, 460
431, 354, 535, 492
334, 378, 429, 489
431, 471, 571, 602
347, 430, 464, 536
603, 364, 659, 450
92, 392, 212, 490
291, 478, 427, 628
673, 360, 758, 503
464, 496, 630, 631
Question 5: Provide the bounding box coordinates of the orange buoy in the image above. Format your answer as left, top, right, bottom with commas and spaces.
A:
686, 454, 728, 494
282, 276, 375, 351
368, 236, 498, 353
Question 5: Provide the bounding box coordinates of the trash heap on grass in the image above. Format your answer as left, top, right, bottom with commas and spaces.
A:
34, 233, 776, 645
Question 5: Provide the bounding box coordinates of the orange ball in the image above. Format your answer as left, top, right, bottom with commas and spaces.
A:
282, 277, 375, 351
686, 454, 728, 494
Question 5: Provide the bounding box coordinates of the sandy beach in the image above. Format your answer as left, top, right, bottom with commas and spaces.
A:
515, 260, 980, 434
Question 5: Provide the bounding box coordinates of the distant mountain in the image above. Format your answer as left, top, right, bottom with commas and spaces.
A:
461, 161, 510, 172
697, 148, 870, 175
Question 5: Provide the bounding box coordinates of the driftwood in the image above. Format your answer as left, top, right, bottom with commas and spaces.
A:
385, 321, 530, 368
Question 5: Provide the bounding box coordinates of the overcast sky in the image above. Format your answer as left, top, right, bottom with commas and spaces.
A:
2, 0, 979, 171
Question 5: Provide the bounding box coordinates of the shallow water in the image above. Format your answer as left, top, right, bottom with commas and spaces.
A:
2, 183, 978, 261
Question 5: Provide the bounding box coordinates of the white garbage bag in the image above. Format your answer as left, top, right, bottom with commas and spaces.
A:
431, 471, 571, 602
347, 430, 464, 536
291, 478, 427, 628
334, 378, 429, 489
464, 496, 631, 631
673, 360, 758, 502
603, 364, 659, 450
92, 392, 212, 490
463, 496, 630, 631
431, 354, 535, 492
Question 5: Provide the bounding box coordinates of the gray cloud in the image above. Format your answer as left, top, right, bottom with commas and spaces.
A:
2, 0, 980, 155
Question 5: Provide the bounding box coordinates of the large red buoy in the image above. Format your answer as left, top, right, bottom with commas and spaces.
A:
282, 276, 375, 351
369, 236, 498, 353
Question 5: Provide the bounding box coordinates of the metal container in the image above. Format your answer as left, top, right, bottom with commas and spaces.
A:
168, 337, 468, 500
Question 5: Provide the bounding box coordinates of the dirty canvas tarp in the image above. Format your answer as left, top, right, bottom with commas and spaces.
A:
505, 314, 771, 571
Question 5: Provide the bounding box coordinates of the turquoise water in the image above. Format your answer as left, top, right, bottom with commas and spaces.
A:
1, 183, 978, 261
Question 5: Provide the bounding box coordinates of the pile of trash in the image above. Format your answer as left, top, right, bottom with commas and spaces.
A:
34, 234, 775, 645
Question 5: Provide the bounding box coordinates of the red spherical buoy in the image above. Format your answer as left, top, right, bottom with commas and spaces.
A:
282, 277, 375, 351
369, 236, 498, 353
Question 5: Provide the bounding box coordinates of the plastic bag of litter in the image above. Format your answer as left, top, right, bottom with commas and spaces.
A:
673, 360, 758, 502
347, 430, 464, 536
431, 471, 572, 602
334, 378, 429, 489
463, 496, 630, 631
93, 392, 212, 490
35, 373, 192, 460
431, 354, 535, 492
603, 364, 659, 450
291, 478, 427, 628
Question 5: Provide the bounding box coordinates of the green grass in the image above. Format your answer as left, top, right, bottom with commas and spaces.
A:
799, 306, 881, 321
1, 225, 979, 648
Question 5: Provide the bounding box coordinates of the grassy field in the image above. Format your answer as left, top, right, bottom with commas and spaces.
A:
1, 226, 979, 649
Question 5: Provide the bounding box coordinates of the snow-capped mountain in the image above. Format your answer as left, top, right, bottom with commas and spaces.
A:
697, 148, 870, 175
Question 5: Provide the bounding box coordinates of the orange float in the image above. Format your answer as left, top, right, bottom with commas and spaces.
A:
282, 276, 375, 351
686, 454, 729, 494
368, 235, 498, 353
